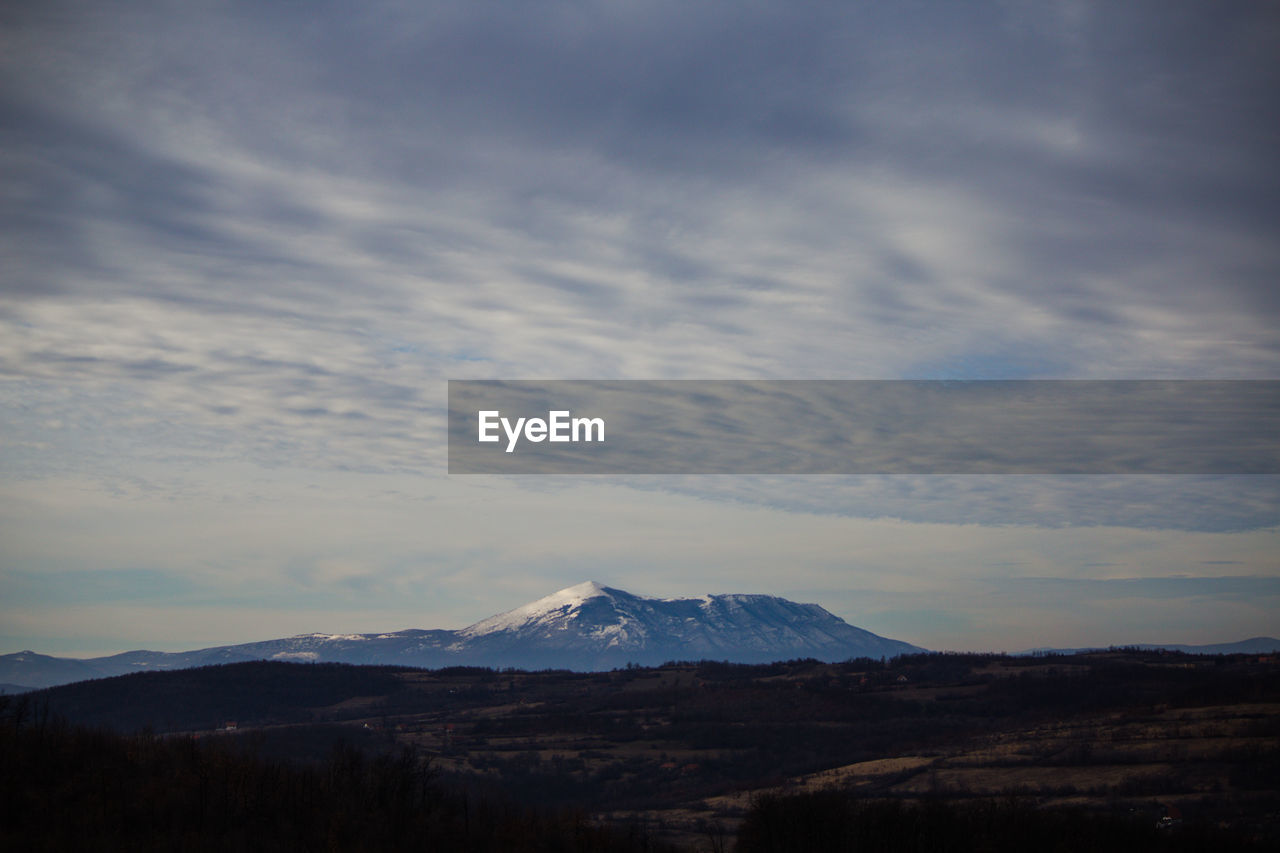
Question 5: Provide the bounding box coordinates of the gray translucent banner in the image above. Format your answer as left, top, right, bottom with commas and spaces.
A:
447, 380, 1280, 474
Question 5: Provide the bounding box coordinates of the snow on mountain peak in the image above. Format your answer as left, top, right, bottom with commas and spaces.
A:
460, 581, 612, 638
558, 580, 611, 600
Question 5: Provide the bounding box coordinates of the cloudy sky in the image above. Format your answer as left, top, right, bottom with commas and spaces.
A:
2, 0, 1278, 656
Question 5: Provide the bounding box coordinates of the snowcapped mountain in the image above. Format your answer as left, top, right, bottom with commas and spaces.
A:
457, 581, 922, 669
0, 581, 923, 689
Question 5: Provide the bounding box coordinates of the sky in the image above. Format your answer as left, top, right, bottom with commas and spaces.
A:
1, 0, 1278, 657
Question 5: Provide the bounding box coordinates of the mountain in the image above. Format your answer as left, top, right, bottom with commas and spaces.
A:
1135, 638, 1280, 655
0, 650, 103, 691
0, 582, 922, 688
1018, 637, 1280, 657
456, 581, 921, 669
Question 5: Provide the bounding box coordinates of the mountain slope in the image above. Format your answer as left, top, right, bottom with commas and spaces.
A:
0, 651, 104, 691
2, 581, 924, 686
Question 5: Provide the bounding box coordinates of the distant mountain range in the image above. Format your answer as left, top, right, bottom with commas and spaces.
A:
1017, 638, 1280, 657
0, 582, 924, 690
5, 582, 1274, 693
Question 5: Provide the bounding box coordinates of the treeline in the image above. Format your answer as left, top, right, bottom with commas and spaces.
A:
736, 791, 1268, 852
35, 653, 1280, 738
29, 661, 408, 733
0, 695, 680, 852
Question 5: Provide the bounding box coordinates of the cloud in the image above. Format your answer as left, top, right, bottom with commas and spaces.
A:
3, 2, 1277, 472
3, 1, 1277, 382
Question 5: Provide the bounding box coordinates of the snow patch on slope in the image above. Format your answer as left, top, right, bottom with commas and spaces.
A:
294, 633, 370, 642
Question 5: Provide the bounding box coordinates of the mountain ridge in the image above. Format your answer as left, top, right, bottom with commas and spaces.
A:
9, 581, 1274, 693
1016, 637, 1280, 657
0, 581, 923, 689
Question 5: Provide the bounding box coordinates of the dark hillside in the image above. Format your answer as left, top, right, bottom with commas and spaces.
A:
26, 651, 1280, 848
0, 694, 681, 852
